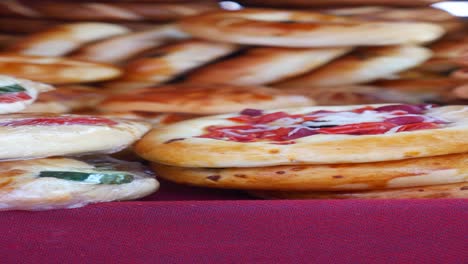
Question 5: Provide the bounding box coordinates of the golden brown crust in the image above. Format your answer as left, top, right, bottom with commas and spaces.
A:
0, 17, 155, 34
86, 111, 199, 126
152, 153, 468, 191
372, 77, 464, 103
185, 47, 350, 86
6, 22, 129, 56
237, 0, 443, 8
104, 40, 239, 91
275, 46, 432, 87
321, 6, 461, 34
22, 85, 107, 113
0, 54, 121, 84
0, 0, 217, 21
280, 85, 420, 105
71, 24, 189, 64
135, 105, 468, 168
99, 83, 314, 114
178, 9, 444, 47
249, 183, 468, 199
452, 84, 468, 100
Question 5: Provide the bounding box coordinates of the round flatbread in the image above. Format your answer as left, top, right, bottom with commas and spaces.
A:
236, 0, 443, 7
6, 22, 129, 56
71, 24, 189, 64
135, 104, 468, 167
0, 54, 121, 84
0, 1, 216, 21
152, 153, 468, 191
249, 182, 468, 199
279, 85, 420, 105
275, 45, 432, 87
185, 47, 350, 86
0, 113, 150, 160
99, 84, 314, 114
178, 9, 444, 47
0, 75, 53, 114
0, 156, 158, 211
104, 40, 239, 91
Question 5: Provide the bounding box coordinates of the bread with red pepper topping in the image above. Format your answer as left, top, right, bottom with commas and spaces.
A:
0, 113, 150, 160
0, 75, 53, 114
135, 104, 468, 167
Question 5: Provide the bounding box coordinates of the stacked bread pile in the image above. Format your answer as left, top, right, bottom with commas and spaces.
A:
0, 75, 158, 210
0, 0, 466, 113
0, 0, 465, 204
138, 104, 468, 199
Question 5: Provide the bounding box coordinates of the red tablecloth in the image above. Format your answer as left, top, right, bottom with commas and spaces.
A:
1, 179, 467, 263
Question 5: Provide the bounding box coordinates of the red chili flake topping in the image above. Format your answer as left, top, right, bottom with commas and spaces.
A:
0, 116, 118, 127
0, 92, 32, 103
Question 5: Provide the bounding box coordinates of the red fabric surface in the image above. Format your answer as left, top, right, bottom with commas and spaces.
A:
0, 180, 467, 263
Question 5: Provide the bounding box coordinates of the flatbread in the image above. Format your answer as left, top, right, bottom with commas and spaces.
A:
0, 156, 158, 210
0, 113, 150, 160
249, 183, 468, 199
185, 47, 350, 86
104, 40, 239, 91
22, 85, 107, 113
6, 22, 129, 56
0, 54, 121, 84
99, 84, 314, 114
280, 85, 419, 105
135, 104, 468, 167
152, 153, 468, 191
275, 45, 432, 87
0, 75, 53, 114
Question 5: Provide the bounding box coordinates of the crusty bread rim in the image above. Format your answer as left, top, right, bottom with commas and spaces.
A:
151, 153, 468, 191
248, 182, 468, 199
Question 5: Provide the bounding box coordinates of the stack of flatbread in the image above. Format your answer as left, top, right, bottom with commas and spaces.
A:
0, 75, 158, 210
137, 104, 468, 199
0, 0, 465, 204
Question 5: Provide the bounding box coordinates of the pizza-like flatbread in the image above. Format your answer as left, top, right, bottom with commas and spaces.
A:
249, 182, 468, 199
151, 153, 468, 191
0, 113, 150, 160
99, 84, 314, 114
0, 75, 53, 114
0, 156, 158, 210
135, 104, 468, 167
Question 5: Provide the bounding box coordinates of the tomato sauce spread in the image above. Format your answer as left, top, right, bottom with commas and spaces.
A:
199, 104, 447, 142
